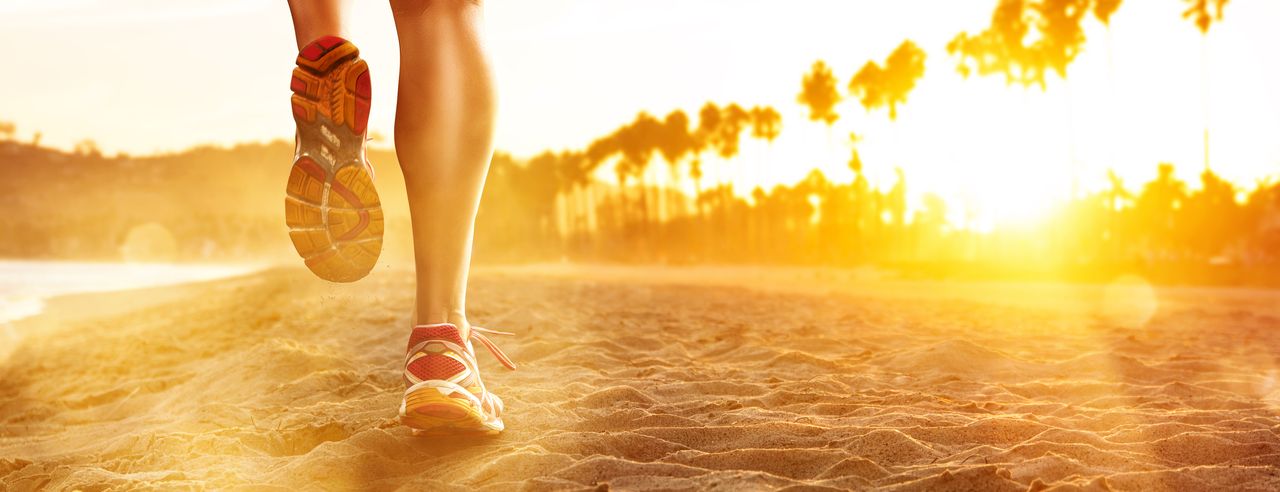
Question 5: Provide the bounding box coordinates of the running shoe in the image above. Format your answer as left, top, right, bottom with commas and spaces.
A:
400, 323, 517, 435
284, 36, 383, 283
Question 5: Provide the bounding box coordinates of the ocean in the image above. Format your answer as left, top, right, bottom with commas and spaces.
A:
0, 260, 260, 325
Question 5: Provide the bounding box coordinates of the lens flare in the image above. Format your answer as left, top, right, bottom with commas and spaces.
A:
1100, 274, 1158, 329
120, 222, 178, 263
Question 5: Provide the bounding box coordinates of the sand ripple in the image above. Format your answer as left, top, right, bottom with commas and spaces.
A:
2, 268, 1280, 490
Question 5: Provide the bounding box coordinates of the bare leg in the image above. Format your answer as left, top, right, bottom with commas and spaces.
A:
287, 0, 353, 49
390, 0, 497, 338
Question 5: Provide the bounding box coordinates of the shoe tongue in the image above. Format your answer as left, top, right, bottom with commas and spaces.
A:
407, 323, 465, 349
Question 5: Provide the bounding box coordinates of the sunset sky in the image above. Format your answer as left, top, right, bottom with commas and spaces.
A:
4, 0, 1279, 226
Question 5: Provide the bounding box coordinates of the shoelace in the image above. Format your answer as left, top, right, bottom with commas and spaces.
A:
469, 326, 518, 371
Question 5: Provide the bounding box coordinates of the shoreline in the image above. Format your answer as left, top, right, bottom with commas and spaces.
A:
0, 263, 267, 365
0, 260, 265, 326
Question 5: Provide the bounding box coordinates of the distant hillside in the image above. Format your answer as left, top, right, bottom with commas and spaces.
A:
0, 140, 558, 263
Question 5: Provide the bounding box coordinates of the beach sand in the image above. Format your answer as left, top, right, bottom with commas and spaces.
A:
3, 265, 1280, 491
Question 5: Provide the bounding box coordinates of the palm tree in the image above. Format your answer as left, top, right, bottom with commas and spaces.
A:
797, 61, 841, 127
950, 0, 1099, 195
749, 106, 782, 143
1183, 0, 1229, 171
555, 151, 590, 242
849, 40, 927, 121
1032, 0, 1087, 87
690, 102, 722, 218
1032, 0, 1090, 194
1093, 0, 1121, 24
712, 104, 750, 249
526, 151, 563, 245
1135, 163, 1188, 258
657, 110, 694, 222
1094, 0, 1123, 171
746, 106, 781, 257
948, 0, 1041, 87
586, 132, 622, 232
747, 106, 782, 198
1184, 0, 1229, 34
849, 40, 925, 239
715, 104, 750, 189
616, 112, 662, 232
798, 60, 842, 213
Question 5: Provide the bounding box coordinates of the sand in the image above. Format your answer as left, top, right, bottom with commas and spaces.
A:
2, 265, 1280, 491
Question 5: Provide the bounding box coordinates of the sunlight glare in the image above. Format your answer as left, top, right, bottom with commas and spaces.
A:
1100, 275, 1158, 329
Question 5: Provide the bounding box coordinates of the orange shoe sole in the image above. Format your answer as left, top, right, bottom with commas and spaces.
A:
285, 36, 383, 283
401, 386, 504, 437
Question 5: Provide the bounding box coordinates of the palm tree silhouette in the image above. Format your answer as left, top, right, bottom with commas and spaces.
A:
716, 102, 752, 251
1183, 0, 1229, 171
849, 39, 925, 223
797, 61, 841, 127
747, 105, 782, 198
585, 130, 626, 232
847, 133, 873, 259
1135, 163, 1188, 258
690, 102, 722, 218
1032, 0, 1087, 87
1094, 0, 1121, 24
555, 151, 591, 242
948, 0, 1041, 87
1032, 0, 1091, 194
617, 112, 662, 233
714, 104, 750, 230
849, 40, 927, 121
716, 105, 749, 161
951, 0, 1099, 195
749, 106, 782, 143
745, 106, 781, 257
1094, 0, 1123, 172
657, 110, 694, 222
517, 151, 565, 249
1184, 0, 1228, 34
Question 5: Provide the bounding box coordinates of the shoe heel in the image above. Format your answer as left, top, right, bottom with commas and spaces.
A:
296, 35, 359, 74
401, 384, 502, 436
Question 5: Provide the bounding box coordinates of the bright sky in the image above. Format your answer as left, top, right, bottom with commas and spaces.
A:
3, 0, 1279, 226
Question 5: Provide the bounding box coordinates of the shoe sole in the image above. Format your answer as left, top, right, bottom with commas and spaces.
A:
401, 385, 504, 436
285, 36, 383, 283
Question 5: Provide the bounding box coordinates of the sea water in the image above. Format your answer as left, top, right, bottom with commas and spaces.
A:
0, 260, 259, 325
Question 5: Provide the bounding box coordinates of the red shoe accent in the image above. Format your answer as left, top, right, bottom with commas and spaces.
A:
408, 325, 466, 349
317, 35, 345, 50
407, 354, 467, 382
299, 43, 325, 62
300, 35, 346, 61
355, 70, 371, 98
353, 70, 371, 134
294, 157, 326, 180
354, 99, 370, 134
